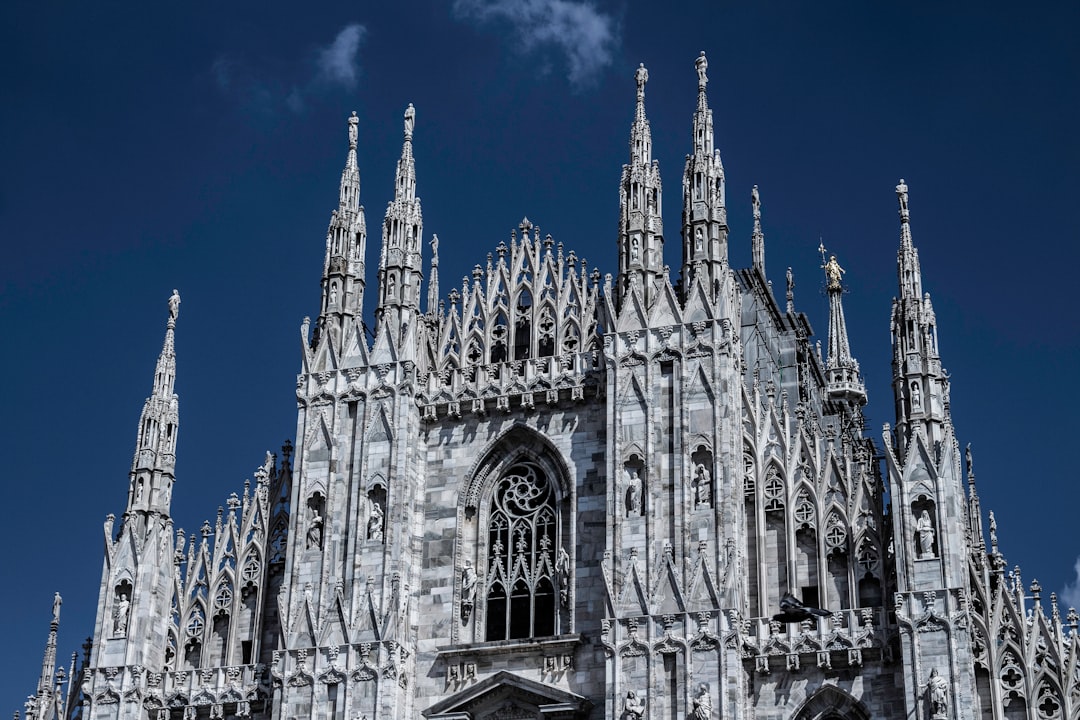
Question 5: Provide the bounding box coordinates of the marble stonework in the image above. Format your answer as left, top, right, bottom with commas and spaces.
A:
23, 55, 1080, 720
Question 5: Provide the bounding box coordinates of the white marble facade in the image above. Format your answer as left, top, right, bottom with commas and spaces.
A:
23, 55, 1080, 720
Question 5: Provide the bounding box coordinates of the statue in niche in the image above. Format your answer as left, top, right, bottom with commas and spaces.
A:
461, 560, 477, 624
916, 510, 935, 558
927, 667, 948, 718
695, 227, 703, 252
135, 479, 144, 503
911, 382, 922, 410
691, 683, 713, 719
306, 510, 323, 550
625, 470, 642, 516
329, 283, 338, 307
694, 463, 712, 507
630, 237, 640, 262
622, 690, 646, 719
556, 547, 571, 608
113, 593, 130, 637
387, 275, 396, 297
367, 501, 384, 542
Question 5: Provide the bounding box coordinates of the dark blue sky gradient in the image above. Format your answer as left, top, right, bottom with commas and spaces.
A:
3, 1, 1078, 706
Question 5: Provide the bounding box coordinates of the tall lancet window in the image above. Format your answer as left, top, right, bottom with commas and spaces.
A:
485, 461, 557, 641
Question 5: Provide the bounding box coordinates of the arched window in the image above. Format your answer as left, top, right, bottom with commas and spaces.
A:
484, 460, 558, 641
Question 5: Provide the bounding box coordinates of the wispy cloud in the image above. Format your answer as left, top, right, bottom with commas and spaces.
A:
316, 24, 366, 90
1062, 556, 1080, 611
453, 0, 618, 88
212, 23, 367, 116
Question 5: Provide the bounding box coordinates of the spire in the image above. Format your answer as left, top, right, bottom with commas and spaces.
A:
37, 594, 61, 698
616, 64, 664, 307
427, 234, 440, 315
680, 51, 727, 299
819, 245, 866, 409
889, 179, 948, 456
129, 291, 180, 517
317, 111, 368, 357
751, 185, 765, 274
375, 104, 425, 349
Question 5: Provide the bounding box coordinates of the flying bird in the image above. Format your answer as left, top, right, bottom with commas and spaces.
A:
771, 592, 832, 624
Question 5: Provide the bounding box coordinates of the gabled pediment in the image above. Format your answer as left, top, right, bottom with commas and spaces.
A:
423, 670, 592, 719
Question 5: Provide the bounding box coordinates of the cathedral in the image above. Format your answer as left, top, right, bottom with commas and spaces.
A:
21, 54, 1080, 720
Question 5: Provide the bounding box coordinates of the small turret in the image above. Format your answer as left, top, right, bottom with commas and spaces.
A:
617, 64, 665, 307
680, 51, 728, 299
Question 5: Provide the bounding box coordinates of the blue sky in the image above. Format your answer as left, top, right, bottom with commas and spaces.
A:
3, 0, 1078, 706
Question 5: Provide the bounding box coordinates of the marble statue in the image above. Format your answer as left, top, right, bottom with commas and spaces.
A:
168, 289, 181, 321
622, 690, 645, 719
917, 510, 935, 558
692, 683, 712, 719
928, 668, 948, 718
113, 594, 130, 636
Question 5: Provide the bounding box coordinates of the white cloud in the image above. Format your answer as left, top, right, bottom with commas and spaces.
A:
453, 0, 618, 88
316, 23, 366, 90
1062, 556, 1080, 611
211, 24, 366, 117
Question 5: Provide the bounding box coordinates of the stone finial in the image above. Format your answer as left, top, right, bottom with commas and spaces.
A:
168, 289, 181, 323
348, 111, 358, 149
404, 103, 415, 140
896, 178, 910, 221
635, 63, 648, 101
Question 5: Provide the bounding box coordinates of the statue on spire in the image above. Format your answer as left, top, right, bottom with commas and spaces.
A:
168, 289, 181, 321
752, 185, 761, 223
896, 178, 909, 220
404, 103, 415, 140
819, 243, 845, 290
695, 51, 708, 90
348, 111, 358, 149
635, 63, 648, 101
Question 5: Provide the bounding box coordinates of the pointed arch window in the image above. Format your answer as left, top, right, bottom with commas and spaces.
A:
485, 460, 558, 641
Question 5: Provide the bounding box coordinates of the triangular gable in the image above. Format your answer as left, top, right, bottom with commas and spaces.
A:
423, 670, 591, 719
647, 279, 682, 327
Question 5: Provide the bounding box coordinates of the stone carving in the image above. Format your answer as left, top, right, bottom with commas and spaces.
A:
635, 63, 648, 100
928, 667, 948, 718
694, 463, 712, 507
692, 683, 713, 719
168, 289, 181, 321
917, 510, 935, 558
306, 511, 323, 550
695, 51, 708, 89
622, 690, 646, 719
52, 592, 62, 624
461, 560, 476, 625
556, 546, 571, 608
625, 470, 642, 516
367, 500, 384, 542
911, 381, 922, 410
404, 103, 415, 139
113, 593, 130, 637
348, 111, 358, 148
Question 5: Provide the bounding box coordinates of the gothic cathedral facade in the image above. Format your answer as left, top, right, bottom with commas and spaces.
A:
24, 54, 1080, 720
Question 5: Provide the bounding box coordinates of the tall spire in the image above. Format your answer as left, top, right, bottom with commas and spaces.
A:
819, 246, 866, 409
680, 51, 728, 299
889, 179, 947, 457
375, 103, 424, 349
616, 64, 665, 307
36, 594, 61, 700
129, 290, 181, 517
317, 111, 368, 354
751, 185, 765, 274
427, 234, 440, 315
